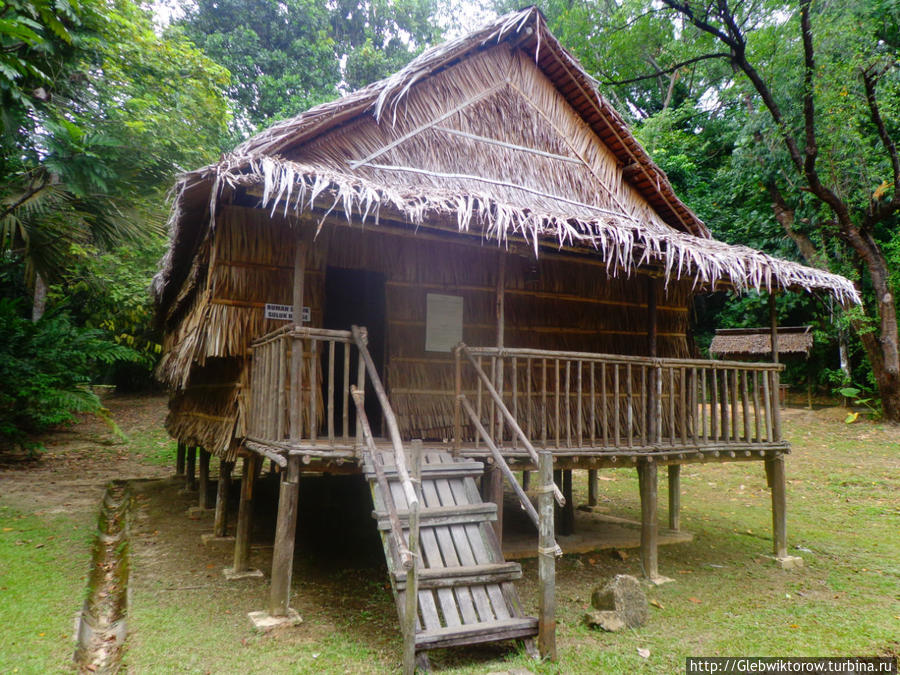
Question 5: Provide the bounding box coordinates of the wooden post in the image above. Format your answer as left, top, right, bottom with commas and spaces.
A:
538, 451, 556, 661
403, 440, 422, 675
233, 455, 259, 573
198, 449, 210, 509
638, 459, 659, 580
487, 465, 504, 543
766, 454, 788, 558
290, 240, 307, 440
560, 469, 575, 536
176, 442, 186, 476
667, 464, 681, 531
185, 446, 197, 491
213, 461, 234, 537
588, 469, 599, 506
269, 455, 301, 617
769, 293, 779, 365
646, 277, 658, 444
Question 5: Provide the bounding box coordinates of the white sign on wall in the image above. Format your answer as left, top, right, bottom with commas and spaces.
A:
425, 293, 463, 352
264, 304, 310, 322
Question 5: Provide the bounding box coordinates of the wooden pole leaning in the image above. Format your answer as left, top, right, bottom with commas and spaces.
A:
402, 440, 422, 675
537, 451, 557, 662
267, 454, 302, 620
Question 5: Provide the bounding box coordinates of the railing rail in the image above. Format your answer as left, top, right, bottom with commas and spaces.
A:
351, 326, 420, 675
455, 345, 784, 452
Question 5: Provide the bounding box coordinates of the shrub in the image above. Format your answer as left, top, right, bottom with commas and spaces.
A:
0, 299, 138, 454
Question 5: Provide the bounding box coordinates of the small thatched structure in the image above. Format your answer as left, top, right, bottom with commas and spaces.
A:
710, 326, 814, 361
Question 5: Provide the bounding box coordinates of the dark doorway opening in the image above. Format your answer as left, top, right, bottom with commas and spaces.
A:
324, 266, 386, 437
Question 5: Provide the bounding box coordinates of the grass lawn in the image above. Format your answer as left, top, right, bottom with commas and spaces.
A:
0, 399, 897, 673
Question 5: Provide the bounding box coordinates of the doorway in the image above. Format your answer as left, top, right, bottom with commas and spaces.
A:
323, 267, 386, 436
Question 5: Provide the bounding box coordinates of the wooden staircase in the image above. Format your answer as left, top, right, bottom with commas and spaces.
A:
364, 447, 539, 653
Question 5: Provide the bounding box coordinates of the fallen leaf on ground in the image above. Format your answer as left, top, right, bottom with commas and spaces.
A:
688, 597, 702, 604
649, 599, 665, 609
637, 647, 650, 659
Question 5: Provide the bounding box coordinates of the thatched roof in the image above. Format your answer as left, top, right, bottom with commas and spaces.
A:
709, 326, 814, 359
153, 6, 859, 322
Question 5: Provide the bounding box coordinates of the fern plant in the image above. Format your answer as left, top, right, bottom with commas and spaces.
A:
0, 298, 137, 454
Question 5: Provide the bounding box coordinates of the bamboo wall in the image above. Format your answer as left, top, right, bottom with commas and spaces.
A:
165, 204, 693, 451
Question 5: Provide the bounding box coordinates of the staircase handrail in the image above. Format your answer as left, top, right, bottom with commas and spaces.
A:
456, 343, 565, 506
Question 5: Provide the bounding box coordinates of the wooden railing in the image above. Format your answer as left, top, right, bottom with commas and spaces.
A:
248, 326, 365, 447
454, 345, 785, 453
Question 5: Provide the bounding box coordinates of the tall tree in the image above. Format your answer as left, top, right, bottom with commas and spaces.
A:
1, 0, 230, 318
179, 0, 444, 136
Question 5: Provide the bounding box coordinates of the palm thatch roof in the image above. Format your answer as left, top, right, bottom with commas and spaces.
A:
709, 326, 814, 359
153, 6, 859, 325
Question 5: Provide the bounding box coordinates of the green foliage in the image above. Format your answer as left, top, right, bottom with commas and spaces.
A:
0, 298, 138, 452
179, 0, 443, 135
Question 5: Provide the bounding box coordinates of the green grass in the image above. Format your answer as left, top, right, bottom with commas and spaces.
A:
0, 505, 94, 674
122, 425, 178, 466
3, 404, 898, 673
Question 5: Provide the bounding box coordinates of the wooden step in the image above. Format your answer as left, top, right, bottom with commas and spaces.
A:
363, 460, 484, 481
373, 502, 497, 530
393, 562, 522, 590
414, 616, 539, 651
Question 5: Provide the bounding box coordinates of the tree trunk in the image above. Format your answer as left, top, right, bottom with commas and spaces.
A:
32, 272, 47, 321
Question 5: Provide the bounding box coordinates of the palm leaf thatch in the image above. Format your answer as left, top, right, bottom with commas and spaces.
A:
709, 326, 814, 360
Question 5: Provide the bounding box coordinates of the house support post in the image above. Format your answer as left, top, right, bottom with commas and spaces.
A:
485, 464, 504, 543
560, 469, 575, 535
538, 451, 556, 661
668, 464, 681, 531
225, 454, 263, 580
185, 446, 197, 491
588, 469, 599, 507
765, 454, 801, 568
198, 449, 210, 509
253, 455, 302, 627
176, 442, 186, 476
638, 459, 670, 584
212, 461, 234, 538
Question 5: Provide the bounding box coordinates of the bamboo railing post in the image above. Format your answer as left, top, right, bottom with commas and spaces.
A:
601, 362, 608, 447
269, 455, 301, 617
342, 341, 351, 439
679, 367, 687, 446
753, 370, 762, 442
741, 370, 751, 441
403, 440, 422, 675
763, 370, 773, 441
720, 367, 729, 440
564, 361, 571, 448
554, 359, 561, 449
538, 451, 557, 662
626, 364, 633, 447
356, 329, 367, 446
309, 338, 318, 443
613, 364, 620, 447
291, 334, 304, 440
711, 368, 719, 441
701, 368, 708, 441
730, 369, 739, 442
590, 361, 596, 448
512, 356, 519, 449
453, 345, 462, 454
476, 355, 483, 449
576, 360, 583, 448
771, 370, 783, 441
327, 339, 336, 443
541, 358, 548, 448
646, 278, 658, 447
276, 337, 287, 440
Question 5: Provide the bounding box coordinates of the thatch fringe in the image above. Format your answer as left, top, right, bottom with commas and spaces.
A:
169, 156, 860, 305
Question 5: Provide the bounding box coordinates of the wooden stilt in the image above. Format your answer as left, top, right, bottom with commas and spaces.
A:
588, 469, 599, 506
538, 451, 556, 661
213, 461, 234, 537
269, 456, 301, 617
667, 464, 681, 531
522, 470, 531, 491
486, 464, 504, 543
198, 449, 210, 509
560, 469, 575, 535
185, 446, 197, 491
176, 442, 186, 476
767, 455, 788, 558
233, 455, 259, 573
638, 460, 659, 580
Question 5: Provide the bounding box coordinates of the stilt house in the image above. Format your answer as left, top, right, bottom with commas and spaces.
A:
153, 7, 859, 666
